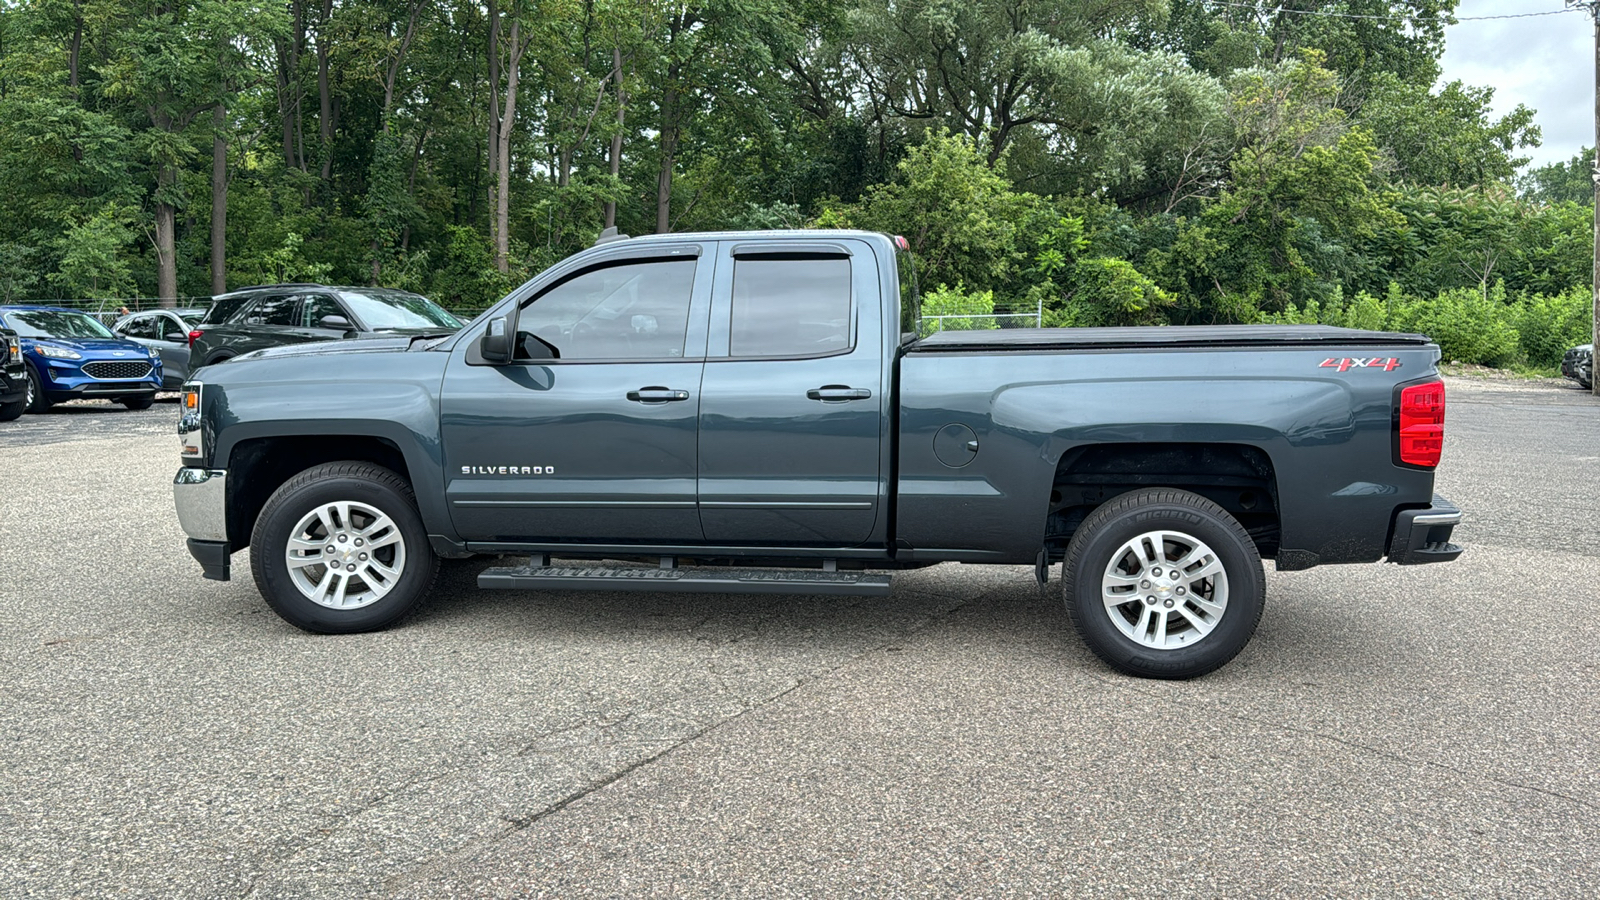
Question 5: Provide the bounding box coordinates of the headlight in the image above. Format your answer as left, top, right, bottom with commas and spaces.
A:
35, 345, 82, 360
179, 382, 204, 457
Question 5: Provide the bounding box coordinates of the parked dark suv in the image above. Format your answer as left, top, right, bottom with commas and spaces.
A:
1562, 343, 1592, 390
1, 327, 25, 420
189, 285, 463, 366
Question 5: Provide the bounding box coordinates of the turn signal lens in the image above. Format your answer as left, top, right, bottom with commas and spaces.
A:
1397, 380, 1445, 468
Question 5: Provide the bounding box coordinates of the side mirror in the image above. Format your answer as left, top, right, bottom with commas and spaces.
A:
163, 330, 186, 342
318, 314, 352, 330
480, 315, 512, 363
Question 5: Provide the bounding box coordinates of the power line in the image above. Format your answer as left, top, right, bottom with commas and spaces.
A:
1204, 2, 1579, 22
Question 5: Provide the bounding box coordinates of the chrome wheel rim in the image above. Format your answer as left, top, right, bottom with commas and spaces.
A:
1101, 530, 1229, 650
284, 501, 407, 610
24, 375, 35, 408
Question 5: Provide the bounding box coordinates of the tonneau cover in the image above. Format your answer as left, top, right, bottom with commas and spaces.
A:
910, 324, 1431, 352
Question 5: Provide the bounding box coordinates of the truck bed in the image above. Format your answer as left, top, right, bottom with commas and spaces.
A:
910, 324, 1432, 352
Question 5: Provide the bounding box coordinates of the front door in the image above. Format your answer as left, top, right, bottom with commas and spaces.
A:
696, 239, 887, 545
441, 249, 711, 544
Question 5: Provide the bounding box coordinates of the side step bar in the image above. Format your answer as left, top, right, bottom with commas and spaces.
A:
478, 560, 893, 597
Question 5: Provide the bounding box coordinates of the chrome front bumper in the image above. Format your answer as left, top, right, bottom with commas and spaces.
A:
174, 467, 228, 542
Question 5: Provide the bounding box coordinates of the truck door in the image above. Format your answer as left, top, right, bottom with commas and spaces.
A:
696, 239, 887, 545
441, 246, 711, 543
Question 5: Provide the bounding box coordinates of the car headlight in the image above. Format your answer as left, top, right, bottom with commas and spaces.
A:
179, 382, 204, 457
35, 345, 82, 360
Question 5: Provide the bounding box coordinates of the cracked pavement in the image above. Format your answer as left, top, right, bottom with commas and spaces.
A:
1, 376, 1598, 897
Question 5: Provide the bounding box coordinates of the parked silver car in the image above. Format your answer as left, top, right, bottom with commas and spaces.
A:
113, 308, 206, 389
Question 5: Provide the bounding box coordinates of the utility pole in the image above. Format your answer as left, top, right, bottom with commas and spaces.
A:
1570, 1, 1600, 395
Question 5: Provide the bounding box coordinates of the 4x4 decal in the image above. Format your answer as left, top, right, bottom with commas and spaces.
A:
1321, 357, 1401, 373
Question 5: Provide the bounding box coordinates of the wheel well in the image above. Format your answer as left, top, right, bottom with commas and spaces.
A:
226, 436, 412, 550
1043, 443, 1280, 563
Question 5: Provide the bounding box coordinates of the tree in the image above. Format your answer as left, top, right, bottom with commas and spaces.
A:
1356, 73, 1539, 188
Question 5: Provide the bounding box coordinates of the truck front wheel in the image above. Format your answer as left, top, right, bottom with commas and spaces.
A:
1063, 488, 1263, 679
250, 461, 438, 634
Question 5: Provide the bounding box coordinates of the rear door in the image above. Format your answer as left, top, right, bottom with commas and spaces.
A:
696, 239, 887, 545
149, 313, 192, 386
441, 244, 712, 544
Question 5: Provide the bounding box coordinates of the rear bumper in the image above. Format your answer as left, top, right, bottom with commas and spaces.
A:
1387, 495, 1464, 565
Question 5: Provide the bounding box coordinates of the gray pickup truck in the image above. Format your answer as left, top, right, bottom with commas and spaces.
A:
173, 230, 1462, 678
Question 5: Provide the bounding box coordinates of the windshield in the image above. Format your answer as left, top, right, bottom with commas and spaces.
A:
6, 309, 115, 340
338, 291, 462, 330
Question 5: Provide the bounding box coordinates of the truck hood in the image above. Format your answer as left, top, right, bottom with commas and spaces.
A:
235, 335, 436, 361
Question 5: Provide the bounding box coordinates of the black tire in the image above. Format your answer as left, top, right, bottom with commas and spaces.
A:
206, 353, 234, 366
1063, 488, 1264, 680
121, 394, 155, 410
250, 461, 438, 634
0, 398, 23, 421
25, 368, 50, 413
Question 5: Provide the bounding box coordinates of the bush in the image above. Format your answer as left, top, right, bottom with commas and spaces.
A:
1388, 284, 1519, 366
921, 284, 999, 333
1510, 286, 1592, 368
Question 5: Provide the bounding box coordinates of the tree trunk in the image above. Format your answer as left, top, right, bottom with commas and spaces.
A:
211, 105, 227, 295
486, 0, 501, 247
604, 47, 624, 229
318, 0, 335, 183
156, 188, 177, 305
656, 77, 680, 234
495, 18, 527, 274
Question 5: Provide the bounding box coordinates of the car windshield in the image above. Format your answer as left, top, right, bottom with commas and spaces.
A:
337, 291, 462, 330
6, 309, 115, 340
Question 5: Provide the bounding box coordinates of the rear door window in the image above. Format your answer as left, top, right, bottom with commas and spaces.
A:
729, 256, 852, 358
244, 294, 298, 326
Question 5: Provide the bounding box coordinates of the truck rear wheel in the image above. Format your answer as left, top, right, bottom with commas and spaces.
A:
1062, 488, 1263, 679
250, 461, 438, 634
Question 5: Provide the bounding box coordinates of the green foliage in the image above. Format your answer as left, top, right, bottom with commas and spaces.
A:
229, 232, 333, 287
1510, 287, 1593, 369
920, 284, 998, 332
1517, 149, 1595, 206
1059, 258, 1173, 327
51, 205, 139, 299
1357, 74, 1539, 188
821, 130, 1036, 295
1389, 284, 1519, 366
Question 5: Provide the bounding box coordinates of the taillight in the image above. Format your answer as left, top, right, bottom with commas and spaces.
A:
187, 329, 203, 348
1397, 380, 1445, 468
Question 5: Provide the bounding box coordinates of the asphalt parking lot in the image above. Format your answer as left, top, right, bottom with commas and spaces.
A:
1, 377, 1597, 898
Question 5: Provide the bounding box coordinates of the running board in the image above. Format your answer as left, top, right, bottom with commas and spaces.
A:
477, 561, 893, 597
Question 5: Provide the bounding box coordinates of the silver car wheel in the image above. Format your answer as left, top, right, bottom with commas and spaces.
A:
1101, 529, 1229, 650
283, 500, 407, 610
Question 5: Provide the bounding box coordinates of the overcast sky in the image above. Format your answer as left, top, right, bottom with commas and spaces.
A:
1436, 1, 1593, 169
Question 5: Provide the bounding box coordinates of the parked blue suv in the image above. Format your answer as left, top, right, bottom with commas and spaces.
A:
0, 306, 163, 412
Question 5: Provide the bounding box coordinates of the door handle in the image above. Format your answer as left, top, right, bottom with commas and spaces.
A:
627, 387, 690, 403
806, 385, 873, 401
